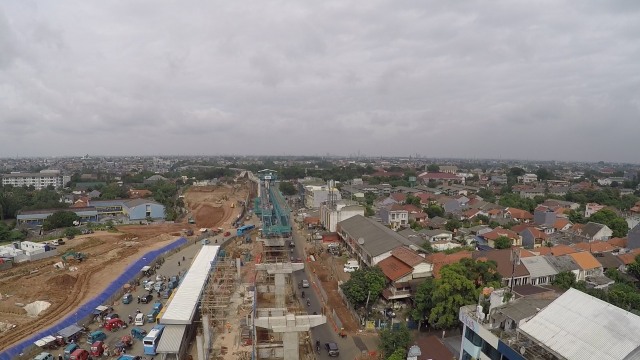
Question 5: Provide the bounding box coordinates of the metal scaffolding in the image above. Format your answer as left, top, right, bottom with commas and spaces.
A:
201, 253, 238, 332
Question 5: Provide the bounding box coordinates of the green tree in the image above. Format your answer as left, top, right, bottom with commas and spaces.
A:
627, 255, 640, 280
340, 266, 386, 307
63, 227, 82, 239
379, 324, 411, 358
278, 181, 297, 196
425, 205, 444, 219
427, 164, 440, 172
445, 218, 461, 232
386, 347, 406, 360
429, 263, 478, 329
459, 258, 502, 287
477, 188, 496, 203
590, 209, 629, 237
405, 194, 421, 207
365, 205, 375, 217
494, 236, 512, 249
536, 168, 553, 181
43, 211, 80, 231
552, 271, 576, 290
411, 278, 435, 327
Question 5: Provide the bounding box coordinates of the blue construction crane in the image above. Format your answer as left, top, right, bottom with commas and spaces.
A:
254, 169, 292, 238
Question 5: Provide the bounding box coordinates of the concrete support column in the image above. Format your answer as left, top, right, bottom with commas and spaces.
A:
282, 331, 299, 360
196, 334, 204, 360
202, 315, 211, 355
275, 273, 286, 307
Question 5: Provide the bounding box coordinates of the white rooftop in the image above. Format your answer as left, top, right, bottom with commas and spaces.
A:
160, 245, 220, 324
519, 288, 640, 360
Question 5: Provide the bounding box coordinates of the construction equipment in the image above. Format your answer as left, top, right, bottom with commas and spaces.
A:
61, 251, 86, 263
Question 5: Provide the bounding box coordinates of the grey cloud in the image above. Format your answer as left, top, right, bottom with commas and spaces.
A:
0, 1, 639, 161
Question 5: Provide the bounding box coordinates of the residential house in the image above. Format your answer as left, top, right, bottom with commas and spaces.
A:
425, 251, 473, 278
585, 203, 605, 218
567, 252, 604, 281
535, 245, 577, 257
593, 252, 623, 272
378, 204, 409, 230
553, 218, 572, 232
628, 223, 640, 250
545, 254, 581, 281
439, 166, 458, 174
520, 227, 547, 249
480, 228, 522, 248
419, 229, 454, 243
517, 173, 538, 184
519, 188, 546, 199
87, 190, 101, 199
425, 216, 448, 229
336, 215, 414, 267
608, 237, 628, 249
571, 222, 613, 242
617, 249, 640, 271
473, 249, 530, 287
520, 256, 558, 285
418, 172, 460, 184
503, 207, 533, 223
573, 241, 616, 254
541, 199, 579, 210
378, 247, 432, 301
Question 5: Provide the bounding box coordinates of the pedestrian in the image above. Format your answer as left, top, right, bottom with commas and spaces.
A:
59, 355, 63, 360
137, 296, 140, 304
178, 261, 181, 266
182, 256, 185, 261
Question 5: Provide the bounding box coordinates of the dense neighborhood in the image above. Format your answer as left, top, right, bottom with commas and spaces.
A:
2, 155, 640, 360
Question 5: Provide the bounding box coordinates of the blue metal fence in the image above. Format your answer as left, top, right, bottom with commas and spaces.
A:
0, 237, 187, 360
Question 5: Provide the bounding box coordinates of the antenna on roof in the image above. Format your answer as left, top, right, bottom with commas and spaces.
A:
358, 237, 365, 245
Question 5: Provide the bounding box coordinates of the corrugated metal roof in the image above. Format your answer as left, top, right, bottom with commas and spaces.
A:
156, 325, 186, 353
160, 245, 220, 324
520, 256, 558, 278
337, 215, 413, 257
519, 288, 640, 360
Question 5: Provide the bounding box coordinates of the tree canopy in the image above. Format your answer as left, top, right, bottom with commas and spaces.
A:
43, 211, 80, 231
552, 271, 577, 290
429, 263, 478, 329
379, 324, 411, 359
589, 209, 629, 237
494, 236, 512, 249
340, 266, 386, 307
278, 181, 297, 196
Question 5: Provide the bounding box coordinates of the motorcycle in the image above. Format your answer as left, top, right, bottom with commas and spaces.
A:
307, 299, 311, 307
316, 340, 320, 353
301, 291, 305, 298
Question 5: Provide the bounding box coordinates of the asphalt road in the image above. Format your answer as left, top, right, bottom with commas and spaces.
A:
290, 225, 371, 359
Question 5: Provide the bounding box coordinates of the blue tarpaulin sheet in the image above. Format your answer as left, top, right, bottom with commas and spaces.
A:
0, 237, 187, 360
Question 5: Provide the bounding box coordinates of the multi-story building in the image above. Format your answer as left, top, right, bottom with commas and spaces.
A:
2, 170, 70, 190
319, 200, 365, 232
304, 185, 342, 209
460, 287, 640, 360
517, 173, 538, 184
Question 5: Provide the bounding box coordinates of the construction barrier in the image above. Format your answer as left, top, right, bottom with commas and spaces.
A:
0, 237, 187, 360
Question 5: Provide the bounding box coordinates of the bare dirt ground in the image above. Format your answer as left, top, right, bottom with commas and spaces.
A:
0, 182, 249, 352
307, 252, 360, 332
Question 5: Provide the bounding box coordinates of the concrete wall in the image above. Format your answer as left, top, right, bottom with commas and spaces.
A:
127, 202, 166, 220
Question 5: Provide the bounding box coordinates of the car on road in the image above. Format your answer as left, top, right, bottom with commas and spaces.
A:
301, 280, 309, 288
140, 294, 153, 304
325, 342, 339, 356
104, 313, 119, 321
35, 352, 54, 360
224, 231, 231, 236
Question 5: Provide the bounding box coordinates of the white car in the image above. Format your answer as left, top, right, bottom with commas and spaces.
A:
343, 266, 357, 273
134, 313, 145, 326
301, 280, 310, 288
144, 281, 155, 291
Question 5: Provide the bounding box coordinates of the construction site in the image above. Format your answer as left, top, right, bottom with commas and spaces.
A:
0, 181, 251, 353
200, 170, 326, 360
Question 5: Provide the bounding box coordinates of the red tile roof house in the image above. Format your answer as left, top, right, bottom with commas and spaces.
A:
417, 171, 461, 185
481, 228, 523, 248
377, 247, 432, 301
473, 249, 531, 287
424, 251, 473, 278
503, 207, 534, 223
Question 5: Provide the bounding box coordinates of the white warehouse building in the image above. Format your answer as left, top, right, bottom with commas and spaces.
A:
320, 201, 365, 232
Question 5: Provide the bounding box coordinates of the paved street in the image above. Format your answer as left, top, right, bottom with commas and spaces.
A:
290, 225, 378, 359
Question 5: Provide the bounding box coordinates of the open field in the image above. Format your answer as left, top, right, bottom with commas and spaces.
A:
0, 183, 249, 352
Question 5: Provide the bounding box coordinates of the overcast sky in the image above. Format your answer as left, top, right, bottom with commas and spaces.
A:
1, 1, 639, 162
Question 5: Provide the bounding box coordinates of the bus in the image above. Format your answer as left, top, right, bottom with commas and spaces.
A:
237, 224, 255, 236
143, 324, 165, 355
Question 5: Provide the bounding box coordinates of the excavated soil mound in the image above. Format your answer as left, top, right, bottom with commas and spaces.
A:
23, 301, 51, 317
49, 274, 77, 287
194, 205, 224, 228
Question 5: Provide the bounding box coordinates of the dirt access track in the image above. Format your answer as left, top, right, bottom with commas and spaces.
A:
0, 182, 250, 352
